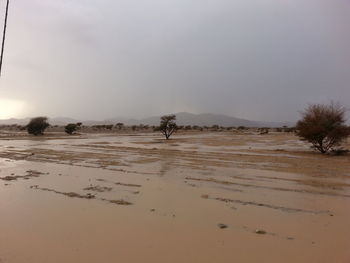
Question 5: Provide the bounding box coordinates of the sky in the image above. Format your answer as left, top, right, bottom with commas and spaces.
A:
0, 0, 349, 121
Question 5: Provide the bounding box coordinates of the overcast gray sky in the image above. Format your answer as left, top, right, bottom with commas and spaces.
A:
0, 0, 349, 121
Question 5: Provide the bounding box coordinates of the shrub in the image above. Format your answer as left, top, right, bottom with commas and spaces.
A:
331, 148, 349, 156
65, 123, 82, 135
296, 103, 350, 153
159, 114, 177, 139
115, 123, 124, 130
259, 128, 269, 135
284, 127, 296, 133
27, 117, 50, 136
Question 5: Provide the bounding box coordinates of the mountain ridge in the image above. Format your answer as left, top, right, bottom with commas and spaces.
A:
0, 112, 295, 128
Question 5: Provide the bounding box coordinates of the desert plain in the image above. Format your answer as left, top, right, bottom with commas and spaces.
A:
0, 129, 349, 263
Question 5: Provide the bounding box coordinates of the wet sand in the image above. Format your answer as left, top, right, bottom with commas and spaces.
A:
0, 131, 349, 263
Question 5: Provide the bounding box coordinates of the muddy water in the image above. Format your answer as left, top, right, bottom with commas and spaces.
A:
0, 132, 350, 263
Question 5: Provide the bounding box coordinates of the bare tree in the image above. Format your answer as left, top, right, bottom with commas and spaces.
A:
296, 103, 350, 153
159, 114, 177, 139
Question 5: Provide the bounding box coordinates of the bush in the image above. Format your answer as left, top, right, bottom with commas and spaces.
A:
159, 114, 177, 139
65, 123, 82, 135
296, 103, 350, 153
115, 123, 124, 130
27, 117, 50, 136
259, 128, 269, 135
284, 127, 296, 133
331, 148, 349, 156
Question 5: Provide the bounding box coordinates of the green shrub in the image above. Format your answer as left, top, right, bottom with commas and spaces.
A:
27, 117, 50, 136
65, 123, 82, 135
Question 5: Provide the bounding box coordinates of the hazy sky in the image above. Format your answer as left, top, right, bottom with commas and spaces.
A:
0, 0, 349, 121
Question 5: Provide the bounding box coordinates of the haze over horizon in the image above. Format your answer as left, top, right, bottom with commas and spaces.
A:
0, 0, 349, 121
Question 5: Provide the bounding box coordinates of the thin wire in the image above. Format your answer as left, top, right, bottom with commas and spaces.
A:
0, 0, 10, 77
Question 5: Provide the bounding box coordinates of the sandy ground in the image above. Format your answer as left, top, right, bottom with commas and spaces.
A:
0, 131, 349, 263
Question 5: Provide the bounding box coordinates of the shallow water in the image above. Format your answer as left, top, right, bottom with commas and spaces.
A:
0, 132, 349, 262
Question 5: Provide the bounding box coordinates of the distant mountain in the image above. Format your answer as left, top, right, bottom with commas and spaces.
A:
0, 118, 30, 125
48, 117, 81, 125
105, 112, 294, 127
0, 112, 294, 128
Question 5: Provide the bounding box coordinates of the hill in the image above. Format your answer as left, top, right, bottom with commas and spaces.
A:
106, 112, 294, 127
0, 112, 294, 128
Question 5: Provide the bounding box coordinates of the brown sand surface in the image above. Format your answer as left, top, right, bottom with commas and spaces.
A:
0, 131, 349, 263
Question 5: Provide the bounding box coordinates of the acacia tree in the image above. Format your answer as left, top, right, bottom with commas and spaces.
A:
296, 103, 350, 153
159, 114, 177, 139
27, 117, 50, 136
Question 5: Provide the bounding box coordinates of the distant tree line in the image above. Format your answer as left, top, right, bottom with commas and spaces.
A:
4, 102, 349, 154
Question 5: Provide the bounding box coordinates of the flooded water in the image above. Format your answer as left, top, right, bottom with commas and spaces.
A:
0, 132, 349, 262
